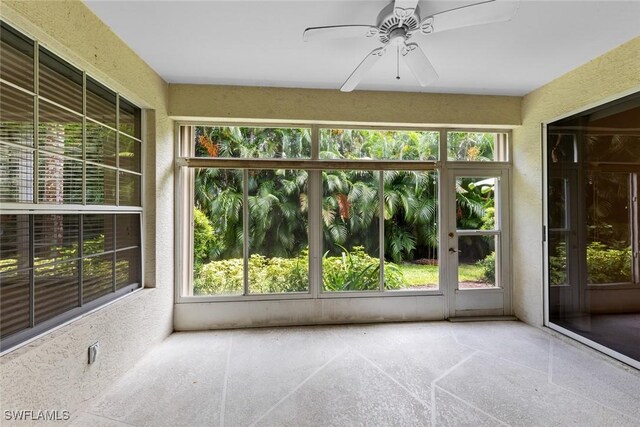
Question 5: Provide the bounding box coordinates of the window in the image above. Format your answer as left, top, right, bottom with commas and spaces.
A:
447, 131, 509, 161
178, 125, 508, 300
0, 22, 143, 352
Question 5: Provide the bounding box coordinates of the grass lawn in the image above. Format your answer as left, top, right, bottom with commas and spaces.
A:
398, 263, 485, 287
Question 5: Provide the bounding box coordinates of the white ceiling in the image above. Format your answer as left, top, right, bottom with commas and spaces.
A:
84, 1, 640, 96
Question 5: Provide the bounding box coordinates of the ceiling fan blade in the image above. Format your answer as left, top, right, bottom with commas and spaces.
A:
303, 25, 379, 42
401, 43, 439, 87
393, 0, 419, 20
420, 0, 520, 35
340, 47, 386, 92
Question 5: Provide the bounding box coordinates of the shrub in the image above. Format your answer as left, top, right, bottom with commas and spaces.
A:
322, 246, 404, 291
193, 207, 223, 266
194, 252, 309, 295
193, 246, 405, 295
478, 251, 495, 283
587, 242, 631, 284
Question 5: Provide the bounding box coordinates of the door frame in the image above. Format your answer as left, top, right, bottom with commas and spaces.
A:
443, 165, 512, 318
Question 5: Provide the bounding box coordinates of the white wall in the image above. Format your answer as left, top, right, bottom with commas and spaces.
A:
0, 1, 174, 419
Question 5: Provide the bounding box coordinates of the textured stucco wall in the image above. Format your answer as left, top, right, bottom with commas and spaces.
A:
169, 84, 522, 126
0, 0, 174, 421
512, 36, 640, 326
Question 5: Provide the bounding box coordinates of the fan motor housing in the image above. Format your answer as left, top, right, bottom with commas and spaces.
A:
376, 3, 421, 43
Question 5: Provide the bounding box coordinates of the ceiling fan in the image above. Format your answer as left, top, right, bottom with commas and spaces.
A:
303, 0, 520, 92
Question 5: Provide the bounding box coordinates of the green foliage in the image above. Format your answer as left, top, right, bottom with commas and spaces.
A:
193, 207, 222, 265
322, 246, 403, 291
478, 251, 496, 283
586, 242, 632, 284
549, 243, 568, 286
319, 129, 439, 160
194, 250, 310, 295
193, 247, 406, 295
447, 132, 495, 161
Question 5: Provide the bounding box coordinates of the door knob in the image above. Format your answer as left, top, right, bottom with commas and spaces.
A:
449, 248, 461, 253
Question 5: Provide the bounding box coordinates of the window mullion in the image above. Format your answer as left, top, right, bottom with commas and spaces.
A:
243, 169, 249, 296
379, 170, 385, 292
309, 169, 321, 298
79, 214, 84, 307
115, 93, 120, 206
29, 215, 35, 328
33, 40, 39, 205
310, 125, 321, 298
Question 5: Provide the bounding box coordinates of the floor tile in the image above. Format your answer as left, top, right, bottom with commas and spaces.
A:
550, 339, 640, 419
70, 412, 136, 427
451, 321, 552, 373
434, 387, 505, 427
222, 326, 349, 426
437, 351, 637, 426
87, 331, 231, 427
255, 351, 431, 427
333, 322, 473, 402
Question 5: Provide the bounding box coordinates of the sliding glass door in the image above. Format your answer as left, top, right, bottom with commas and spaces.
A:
545, 92, 640, 367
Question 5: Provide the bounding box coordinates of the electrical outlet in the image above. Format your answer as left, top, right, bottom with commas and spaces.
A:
88, 342, 99, 364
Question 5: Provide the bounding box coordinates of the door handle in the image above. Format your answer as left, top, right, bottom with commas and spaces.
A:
449, 248, 461, 253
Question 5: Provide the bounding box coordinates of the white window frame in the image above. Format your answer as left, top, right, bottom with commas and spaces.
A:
175, 121, 512, 304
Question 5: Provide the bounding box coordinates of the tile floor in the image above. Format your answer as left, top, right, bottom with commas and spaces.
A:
73, 321, 640, 426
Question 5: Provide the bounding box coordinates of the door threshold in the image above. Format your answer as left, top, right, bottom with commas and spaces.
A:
447, 316, 517, 322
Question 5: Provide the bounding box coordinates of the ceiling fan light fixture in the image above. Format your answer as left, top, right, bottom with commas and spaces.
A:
303, 0, 520, 92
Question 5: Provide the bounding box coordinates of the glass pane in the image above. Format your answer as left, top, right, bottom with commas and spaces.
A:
39, 47, 83, 113
83, 215, 114, 256
86, 165, 116, 205
86, 76, 116, 128
384, 171, 439, 291
586, 172, 632, 284
1, 82, 34, 147
548, 233, 568, 287
34, 214, 79, 265
320, 128, 439, 160
118, 171, 141, 206
34, 260, 79, 324
119, 97, 141, 139
193, 168, 243, 296
447, 132, 508, 161
547, 93, 640, 363
86, 122, 117, 167
0, 269, 31, 339
455, 177, 497, 230
115, 214, 140, 250
37, 152, 83, 204
457, 235, 497, 289
586, 135, 640, 164
38, 100, 83, 159
0, 143, 34, 203
119, 134, 141, 173
0, 22, 34, 91
548, 177, 569, 230
194, 126, 311, 159
83, 253, 113, 303
0, 214, 30, 272
322, 170, 380, 292
115, 247, 141, 289
247, 169, 309, 294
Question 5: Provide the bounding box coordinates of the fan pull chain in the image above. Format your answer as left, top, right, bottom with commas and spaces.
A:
396, 45, 400, 80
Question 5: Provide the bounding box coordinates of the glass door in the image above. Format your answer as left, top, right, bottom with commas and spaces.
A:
446, 169, 510, 317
